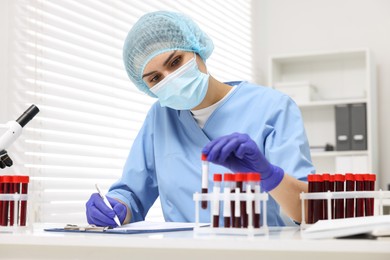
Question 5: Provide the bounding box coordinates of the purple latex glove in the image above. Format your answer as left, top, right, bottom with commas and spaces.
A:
86, 193, 127, 227
202, 132, 284, 192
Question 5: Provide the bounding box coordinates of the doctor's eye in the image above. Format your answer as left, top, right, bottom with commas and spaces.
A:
170, 56, 182, 68
149, 73, 161, 84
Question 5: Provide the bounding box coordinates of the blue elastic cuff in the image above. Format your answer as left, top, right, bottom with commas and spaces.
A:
261, 165, 285, 192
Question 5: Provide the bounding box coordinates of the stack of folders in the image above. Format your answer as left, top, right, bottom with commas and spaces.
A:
335, 103, 367, 151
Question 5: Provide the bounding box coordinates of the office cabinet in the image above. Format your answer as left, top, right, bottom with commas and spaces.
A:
269, 49, 377, 174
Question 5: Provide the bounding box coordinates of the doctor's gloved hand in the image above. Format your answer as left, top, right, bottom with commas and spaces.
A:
202, 133, 284, 192
86, 193, 127, 227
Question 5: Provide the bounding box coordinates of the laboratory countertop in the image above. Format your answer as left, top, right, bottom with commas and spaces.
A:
0, 224, 389, 260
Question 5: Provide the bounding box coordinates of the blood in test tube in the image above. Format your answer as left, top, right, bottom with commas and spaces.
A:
363, 174, 371, 217
334, 174, 345, 219
9, 176, 18, 226
329, 174, 335, 219
364, 174, 376, 216
223, 175, 232, 228
345, 173, 355, 218
248, 172, 261, 228
0, 176, 3, 226
223, 173, 236, 227
355, 174, 365, 217
307, 174, 315, 224
309, 174, 324, 223
19, 176, 29, 226
212, 174, 222, 228
1, 176, 11, 226
322, 173, 330, 219
201, 153, 209, 209
234, 173, 244, 228
241, 174, 248, 228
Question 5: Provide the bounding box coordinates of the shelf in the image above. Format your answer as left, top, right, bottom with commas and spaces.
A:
270, 49, 377, 175
311, 150, 368, 158
298, 98, 367, 108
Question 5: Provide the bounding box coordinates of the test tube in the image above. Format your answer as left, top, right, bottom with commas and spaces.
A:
234, 173, 243, 228
201, 153, 209, 209
223, 175, 231, 228
212, 174, 222, 228
308, 174, 324, 223
329, 174, 335, 219
19, 175, 29, 226
345, 173, 355, 218
364, 174, 376, 216
223, 173, 235, 227
9, 176, 18, 226
307, 174, 315, 224
241, 174, 249, 228
322, 173, 330, 219
248, 172, 261, 228
1, 176, 11, 226
334, 174, 345, 219
0, 176, 3, 225
355, 174, 365, 217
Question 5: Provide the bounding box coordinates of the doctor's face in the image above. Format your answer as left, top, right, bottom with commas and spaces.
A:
142, 50, 207, 88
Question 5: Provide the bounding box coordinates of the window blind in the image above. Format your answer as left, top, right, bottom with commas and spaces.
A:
8, 0, 253, 224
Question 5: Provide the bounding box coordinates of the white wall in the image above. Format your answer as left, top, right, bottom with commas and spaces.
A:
0, 0, 9, 121
253, 0, 390, 189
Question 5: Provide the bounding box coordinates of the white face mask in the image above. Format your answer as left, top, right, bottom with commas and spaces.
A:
149, 54, 209, 110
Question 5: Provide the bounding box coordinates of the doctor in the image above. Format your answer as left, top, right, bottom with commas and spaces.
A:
86, 11, 315, 227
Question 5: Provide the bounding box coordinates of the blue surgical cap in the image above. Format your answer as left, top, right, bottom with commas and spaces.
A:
123, 11, 214, 97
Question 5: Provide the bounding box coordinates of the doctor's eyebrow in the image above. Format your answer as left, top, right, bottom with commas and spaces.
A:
142, 51, 177, 78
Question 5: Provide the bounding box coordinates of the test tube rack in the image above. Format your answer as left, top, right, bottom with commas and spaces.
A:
0, 193, 29, 232
193, 191, 269, 236
299, 190, 390, 229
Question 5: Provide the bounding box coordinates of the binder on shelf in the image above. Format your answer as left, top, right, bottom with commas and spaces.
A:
350, 103, 367, 150
335, 104, 350, 151
335, 103, 367, 151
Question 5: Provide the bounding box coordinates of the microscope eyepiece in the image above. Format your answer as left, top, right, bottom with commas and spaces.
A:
16, 104, 40, 127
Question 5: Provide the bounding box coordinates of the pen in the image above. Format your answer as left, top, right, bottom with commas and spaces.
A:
95, 184, 121, 227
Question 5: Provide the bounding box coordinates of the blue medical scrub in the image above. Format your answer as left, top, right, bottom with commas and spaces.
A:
108, 81, 315, 226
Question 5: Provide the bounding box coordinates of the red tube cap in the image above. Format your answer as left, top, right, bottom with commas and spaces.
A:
213, 173, 222, 182
223, 173, 234, 182
248, 172, 261, 182
334, 174, 345, 182
345, 173, 355, 181
308, 174, 323, 182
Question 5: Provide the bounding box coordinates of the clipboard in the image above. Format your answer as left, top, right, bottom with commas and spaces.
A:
44, 221, 209, 235
301, 215, 390, 239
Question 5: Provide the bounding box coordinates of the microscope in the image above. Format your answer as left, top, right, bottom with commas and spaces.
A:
0, 105, 40, 169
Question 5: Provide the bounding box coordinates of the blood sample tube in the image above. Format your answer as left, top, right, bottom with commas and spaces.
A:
365, 174, 376, 216
234, 173, 244, 228
212, 174, 221, 228
0, 176, 3, 226
334, 174, 345, 219
355, 174, 365, 217
307, 174, 315, 224
345, 173, 355, 218
248, 172, 261, 228
227, 173, 236, 227
308, 174, 324, 224
9, 176, 18, 226
322, 173, 330, 219
241, 174, 248, 228
329, 174, 335, 219
19, 176, 29, 226
221, 174, 232, 228
201, 153, 209, 209
1, 176, 11, 226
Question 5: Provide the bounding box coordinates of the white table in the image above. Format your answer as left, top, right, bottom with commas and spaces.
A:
0, 224, 389, 260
